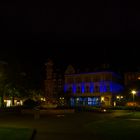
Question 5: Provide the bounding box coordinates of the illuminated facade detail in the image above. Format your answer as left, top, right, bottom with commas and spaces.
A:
64, 84, 67, 93
4, 99, 23, 107
44, 59, 54, 99
72, 84, 76, 94
90, 82, 94, 93
65, 70, 124, 107
44, 59, 64, 103
81, 82, 85, 93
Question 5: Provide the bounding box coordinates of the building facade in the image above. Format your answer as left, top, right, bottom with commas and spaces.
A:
44, 59, 64, 103
64, 65, 124, 107
124, 72, 140, 86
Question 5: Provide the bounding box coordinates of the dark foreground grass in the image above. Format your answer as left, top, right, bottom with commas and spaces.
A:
85, 113, 140, 140
0, 127, 33, 140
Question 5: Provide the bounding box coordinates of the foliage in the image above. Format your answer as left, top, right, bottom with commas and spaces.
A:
23, 99, 39, 109
28, 89, 44, 101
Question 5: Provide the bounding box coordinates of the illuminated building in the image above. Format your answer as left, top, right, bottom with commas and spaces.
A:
3, 97, 23, 107
64, 65, 124, 107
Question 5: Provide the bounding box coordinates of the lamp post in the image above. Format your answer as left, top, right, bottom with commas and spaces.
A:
131, 90, 136, 102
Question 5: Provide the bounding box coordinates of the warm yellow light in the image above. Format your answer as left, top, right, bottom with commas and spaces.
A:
131, 90, 136, 95
101, 97, 104, 101
60, 97, 64, 100
138, 77, 140, 80
114, 101, 116, 107
41, 98, 46, 101
20, 100, 23, 105
116, 96, 120, 99
121, 96, 123, 99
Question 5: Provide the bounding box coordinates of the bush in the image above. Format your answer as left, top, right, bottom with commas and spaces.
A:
23, 99, 39, 109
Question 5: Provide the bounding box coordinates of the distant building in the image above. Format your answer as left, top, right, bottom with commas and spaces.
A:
44, 59, 63, 103
124, 72, 140, 86
64, 65, 124, 107
124, 72, 140, 106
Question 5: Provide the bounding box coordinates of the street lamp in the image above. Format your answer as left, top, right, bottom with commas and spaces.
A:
131, 90, 136, 102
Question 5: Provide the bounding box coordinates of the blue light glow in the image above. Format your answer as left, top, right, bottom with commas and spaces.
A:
99, 81, 107, 93
110, 82, 113, 92
65, 81, 123, 95
100, 82, 103, 92
81, 82, 85, 93
90, 82, 94, 93
110, 82, 124, 93
72, 84, 76, 94
64, 84, 67, 93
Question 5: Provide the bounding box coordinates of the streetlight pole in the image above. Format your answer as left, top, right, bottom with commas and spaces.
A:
131, 90, 136, 103
133, 93, 135, 102
131, 90, 136, 112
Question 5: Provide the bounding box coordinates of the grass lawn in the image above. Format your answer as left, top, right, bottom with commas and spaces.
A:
84, 112, 140, 140
0, 127, 34, 140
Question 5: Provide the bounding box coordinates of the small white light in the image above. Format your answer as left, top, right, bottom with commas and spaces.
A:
116, 96, 120, 99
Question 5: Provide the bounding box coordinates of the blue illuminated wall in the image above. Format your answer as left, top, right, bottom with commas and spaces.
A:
81, 82, 85, 93
64, 77, 123, 94
64, 82, 123, 94
72, 84, 76, 94
90, 82, 94, 93
64, 84, 67, 93
100, 81, 107, 93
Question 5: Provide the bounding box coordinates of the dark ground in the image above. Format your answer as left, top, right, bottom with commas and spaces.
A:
0, 110, 139, 140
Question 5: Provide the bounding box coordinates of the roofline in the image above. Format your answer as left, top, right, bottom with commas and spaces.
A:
65, 71, 121, 78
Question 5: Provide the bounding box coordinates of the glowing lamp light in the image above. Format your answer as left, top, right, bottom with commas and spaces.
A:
114, 101, 116, 107
41, 98, 46, 101
131, 90, 136, 95
138, 77, 140, 80
101, 97, 104, 101
131, 90, 136, 102
60, 97, 64, 100
116, 96, 120, 99
76, 98, 79, 101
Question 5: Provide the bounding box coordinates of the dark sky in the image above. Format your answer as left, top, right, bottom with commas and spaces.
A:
0, 1, 140, 87
0, 1, 140, 34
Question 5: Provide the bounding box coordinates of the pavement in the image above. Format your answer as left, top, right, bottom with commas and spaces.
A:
0, 110, 133, 140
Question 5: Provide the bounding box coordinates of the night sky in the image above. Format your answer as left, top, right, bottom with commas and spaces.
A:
0, 1, 140, 87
